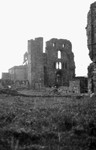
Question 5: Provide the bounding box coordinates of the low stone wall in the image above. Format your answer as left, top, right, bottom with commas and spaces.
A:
13, 80, 29, 89
58, 80, 80, 95
69, 80, 80, 94
0, 79, 29, 90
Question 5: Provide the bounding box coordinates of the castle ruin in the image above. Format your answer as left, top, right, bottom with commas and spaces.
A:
28, 37, 75, 89
2, 36, 88, 94
86, 1, 96, 93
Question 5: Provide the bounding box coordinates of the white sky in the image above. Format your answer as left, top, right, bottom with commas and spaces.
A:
0, 0, 95, 78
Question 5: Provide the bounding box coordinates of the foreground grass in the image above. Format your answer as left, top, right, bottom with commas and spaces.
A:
0, 94, 96, 149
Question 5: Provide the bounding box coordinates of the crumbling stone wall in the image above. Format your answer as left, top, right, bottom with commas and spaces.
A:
8, 65, 28, 81
88, 62, 94, 78
45, 38, 75, 87
2, 73, 10, 80
58, 80, 80, 95
86, 2, 96, 61
87, 2, 96, 93
27, 37, 75, 89
28, 37, 44, 89
88, 62, 94, 93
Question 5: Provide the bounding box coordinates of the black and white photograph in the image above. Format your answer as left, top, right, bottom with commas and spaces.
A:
0, 0, 96, 149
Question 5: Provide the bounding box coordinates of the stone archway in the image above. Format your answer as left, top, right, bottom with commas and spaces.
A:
55, 70, 63, 87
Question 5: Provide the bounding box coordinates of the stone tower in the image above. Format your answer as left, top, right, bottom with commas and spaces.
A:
28, 37, 44, 89
44, 38, 75, 87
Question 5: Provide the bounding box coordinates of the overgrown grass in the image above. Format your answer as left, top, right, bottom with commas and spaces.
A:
0, 94, 96, 149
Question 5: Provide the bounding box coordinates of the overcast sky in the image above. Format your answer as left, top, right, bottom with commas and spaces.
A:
0, 0, 95, 78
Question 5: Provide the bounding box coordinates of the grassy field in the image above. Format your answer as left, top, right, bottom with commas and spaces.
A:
0, 94, 96, 150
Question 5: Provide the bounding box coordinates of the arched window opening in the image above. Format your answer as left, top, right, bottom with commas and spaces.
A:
53, 43, 55, 47
56, 62, 58, 69
62, 44, 65, 48
58, 50, 61, 59
59, 62, 62, 69
56, 62, 62, 69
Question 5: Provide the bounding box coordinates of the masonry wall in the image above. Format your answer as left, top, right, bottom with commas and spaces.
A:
9, 65, 28, 81
86, 2, 96, 61
45, 38, 75, 87
87, 2, 96, 93
58, 80, 80, 95
2, 73, 10, 80
28, 37, 44, 89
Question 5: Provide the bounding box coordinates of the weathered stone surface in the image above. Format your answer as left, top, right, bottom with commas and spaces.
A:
8, 65, 28, 81
87, 2, 96, 94
86, 2, 96, 61
27, 37, 75, 88
2, 73, 10, 80
88, 62, 94, 78
28, 37, 44, 88
58, 80, 80, 95
5, 37, 75, 90
45, 38, 75, 87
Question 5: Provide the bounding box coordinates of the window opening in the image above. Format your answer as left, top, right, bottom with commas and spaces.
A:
53, 43, 55, 47
56, 62, 58, 69
59, 62, 62, 69
56, 62, 62, 69
58, 50, 61, 59
62, 44, 65, 48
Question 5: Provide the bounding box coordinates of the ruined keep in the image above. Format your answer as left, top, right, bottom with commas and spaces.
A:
1, 37, 76, 91
28, 37, 75, 89
28, 38, 44, 88
86, 2, 96, 93
44, 38, 75, 87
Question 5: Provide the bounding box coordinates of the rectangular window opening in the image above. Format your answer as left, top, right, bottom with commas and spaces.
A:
58, 51, 61, 59
56, 62, 58, 69
59, 62, 62, 69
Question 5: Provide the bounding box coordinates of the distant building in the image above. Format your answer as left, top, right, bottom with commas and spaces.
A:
1, 37, 76, 90
8, 65, 28, 81
2, 73, 10, 80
